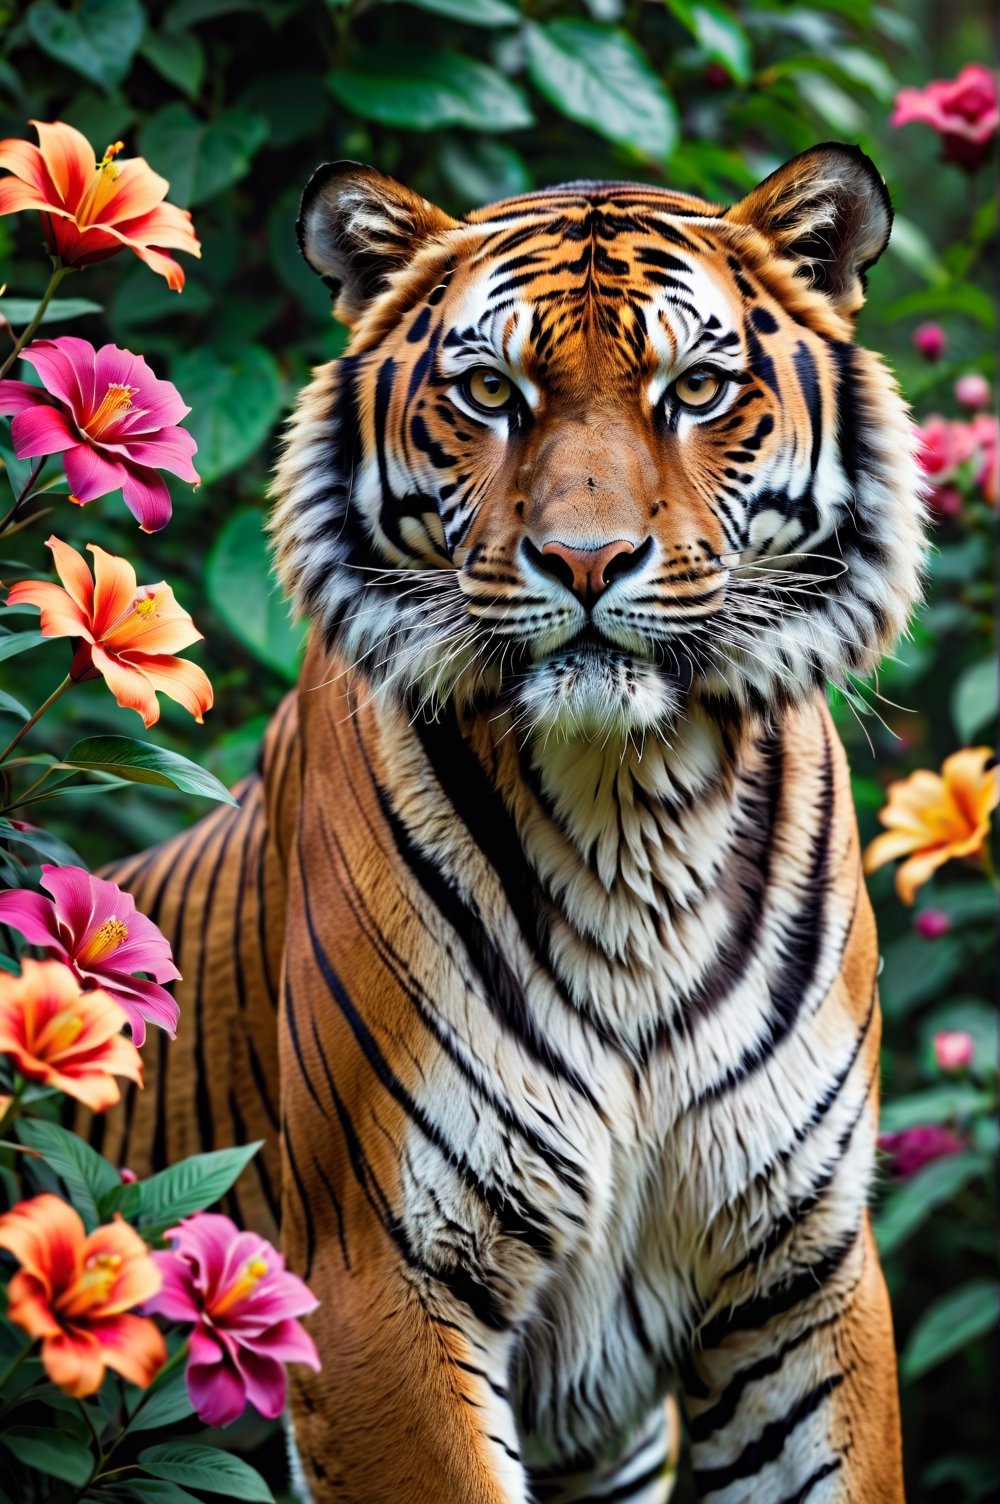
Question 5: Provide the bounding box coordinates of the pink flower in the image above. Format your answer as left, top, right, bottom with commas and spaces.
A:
0, 865, 179, 1046
892, 64, 999, 169
926, 485, 963, 520
955, 373, 991, 410
969, 413, 998, 504
878, 1125, 965, 1179
933, 1030, 975, 1072
916, 415, 977, 480
147, 1213, 319, 1427
0, 338, 198, 533
915, 908, 952, 939
913, 322, 947, 361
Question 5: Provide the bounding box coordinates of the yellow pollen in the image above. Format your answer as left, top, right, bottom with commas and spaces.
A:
132, 593, 159, 620
212, 1256, 270, 1317
36, 1007, 85, 1056
74, 1250, 123, 1303
85, 383, 137, 439
77, 916, 129, 965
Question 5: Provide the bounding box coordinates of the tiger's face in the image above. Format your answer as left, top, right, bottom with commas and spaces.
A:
272, 145, 925, 744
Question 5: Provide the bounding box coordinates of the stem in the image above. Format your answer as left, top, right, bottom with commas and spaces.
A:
0, 1076, 27, 1137
0, 458, 44, 537
0, 1339, 34, 1399
0, 264, 71, 380
0, 675, 73, 765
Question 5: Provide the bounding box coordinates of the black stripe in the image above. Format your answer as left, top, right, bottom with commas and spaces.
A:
793, 340, 823, 474
778, 1457, 843, 1503
698, 1226, 859, 1351
689, 1310, 840, 1442
283, 1119, 316, 1279
692, 1374, 844, 1495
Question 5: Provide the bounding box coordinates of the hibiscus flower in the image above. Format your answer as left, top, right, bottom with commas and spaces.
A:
148, 1213, 320, 1427
0, 120, 199, 288
892, 64, 999, 170
6, 535, 213, 730
0, 958, 142, 1110
0, 337, 199, 532
0, 1194, 165, 1397
0, 865, 179, 1047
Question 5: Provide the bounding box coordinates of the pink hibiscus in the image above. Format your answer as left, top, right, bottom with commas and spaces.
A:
878, 1125, 965, 1179
0, 337, 198, 532
892, 64, 999, 169
147, 1213, 320, 1427
0, 865, 179, 1046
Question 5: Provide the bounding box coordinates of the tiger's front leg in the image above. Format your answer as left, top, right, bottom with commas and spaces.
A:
683, 1214, 904, 1503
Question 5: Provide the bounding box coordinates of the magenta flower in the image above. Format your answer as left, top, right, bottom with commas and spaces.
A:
912, 322, 947, 361
0, 864, 179, 1046
914, 908, 952, 939
147, 1213, 319, 1427
892, 64, 999, 169
878, 1125, 965, 1179
933, 1030, 975, 1073
955, 373, 991, 411
0, 337, 198, 533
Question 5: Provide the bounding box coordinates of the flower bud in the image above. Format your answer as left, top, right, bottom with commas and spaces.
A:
955, 373, 991, 410
933, 1030, 974, 1071
913, 322, 947, 360
915, 908, 952, 938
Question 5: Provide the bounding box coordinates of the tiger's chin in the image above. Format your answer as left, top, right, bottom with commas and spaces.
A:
514, 643, 686, 744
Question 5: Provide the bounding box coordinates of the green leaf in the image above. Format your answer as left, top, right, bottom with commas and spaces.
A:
140, 30, 206, 97
0, 689, 29, 719
951, 659, 996, 742
396, 0, 522, 24
880, 1084, 993, 1135
793, 70, 866, 134
139, 1444, 274, 1501
525, 21, 677, 160
663, 0, 752, 85
124, 1367, 196, 1433
328, 46, 534, 132
901, 1279, 999, 1381
885, 215, 948, 286
170, 347, 283, 483
878, 934, 965, 1018
206, 509, 304, 681
1, 1428, 93, 1485
0, 631, 51, 662
884, 284, 995, 330
123, 1482, 204, 1504
27, 0, 145, 91
918, 885, 997, 929
140, 104, 268, 208
438, 138, 532, 208
15, 1119, 119, 1231
238, 73, 327, 148
0, 817, 84, 868
0, 298, 103, 326
875, 1150, 989, 1257
62, 737, 239, 807
139, 1142, 262, 1228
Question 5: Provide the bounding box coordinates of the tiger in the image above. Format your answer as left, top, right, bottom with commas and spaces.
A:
100, 141, 926, 1503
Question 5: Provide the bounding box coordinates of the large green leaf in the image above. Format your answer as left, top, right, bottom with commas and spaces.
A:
328, 46, 533, 131
16, 1119, 120, 1231
524, 20, 677, 161
901, 1280, 999, 1381
875, 1151, 990, 1257
0, 298, 103, 326
397, 0, 521, 25
124, 1366, 196, 1433
663, 0, 752, 85
878, 933, 964, 1019
951, 658, 997, 742
140, 104, 268, 208
140, 29, 205, 97
879, 1084, 993, 1135
170, 347, 284, 483
0, 631, 51, 662
27, 0, 145, 91
63, 737, 239, 807
1, 1428, 93, 1486
138, 1142, 263, 1229
206, 509, 305, 682
139, 1444, 274, 1501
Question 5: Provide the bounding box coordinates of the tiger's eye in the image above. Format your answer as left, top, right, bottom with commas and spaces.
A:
465, 368, 514, 412
673, 370, 723, 409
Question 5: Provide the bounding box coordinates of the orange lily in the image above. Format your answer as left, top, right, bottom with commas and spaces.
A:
864, 747, 999, 904
0, 121, 199, 289
7, 535, 213, 729
0, 1195, 165, 1396
0, 958, 142, 1112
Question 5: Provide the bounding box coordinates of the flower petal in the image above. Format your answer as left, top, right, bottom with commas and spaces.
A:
0, 889, 62, 948
89, 645, 160, 728
45, 536, 95, 616
89, 1313, 167, 1389
10, 405, 79, 459
122, 653, 213, 723
4, 578, 88, 641
0, 380, 56, 416
62, 444, 129, 506
119, 465, 172, 533
31, 120, 96, 207
42, 1328, 105, 1397
88, 544, 138, 637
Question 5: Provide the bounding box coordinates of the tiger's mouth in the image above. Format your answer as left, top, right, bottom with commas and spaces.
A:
533, 626, 697, 689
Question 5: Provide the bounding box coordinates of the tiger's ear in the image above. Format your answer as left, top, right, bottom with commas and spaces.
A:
297, 161, 458, 326
725, 143, 892, 319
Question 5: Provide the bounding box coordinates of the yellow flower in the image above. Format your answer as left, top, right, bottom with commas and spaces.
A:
864, 747, 999, 904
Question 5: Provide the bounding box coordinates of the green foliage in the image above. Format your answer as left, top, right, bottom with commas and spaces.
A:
138, 1445, 275, 1501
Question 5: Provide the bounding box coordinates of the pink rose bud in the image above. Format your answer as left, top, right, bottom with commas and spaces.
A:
913, 322, 947, 360
915, 908, 952, 938
933, 1030, 975, 1072
954, 373, 991, 410
120, 1167, 138, 1184
878, 1125, 965, 1179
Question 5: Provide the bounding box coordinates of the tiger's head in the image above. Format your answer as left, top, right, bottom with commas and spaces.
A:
271, 143, 925, 744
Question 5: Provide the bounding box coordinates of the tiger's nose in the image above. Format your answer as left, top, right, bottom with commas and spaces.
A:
526, 538, 648, 607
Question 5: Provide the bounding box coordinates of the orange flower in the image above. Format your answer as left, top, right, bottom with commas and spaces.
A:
0, 1194, 165, 1396
864, 747, 999, 904
0, 121, 199, 290
0, 958, 142, 1113
7, 535, 212, 729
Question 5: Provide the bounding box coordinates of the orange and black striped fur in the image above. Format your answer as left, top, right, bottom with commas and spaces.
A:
106, 144, 925, 1501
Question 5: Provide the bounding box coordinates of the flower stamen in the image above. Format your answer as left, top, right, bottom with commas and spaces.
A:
212, 1256, 270, 1318
84, 383, 136, 439
77, 917, 129, 965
